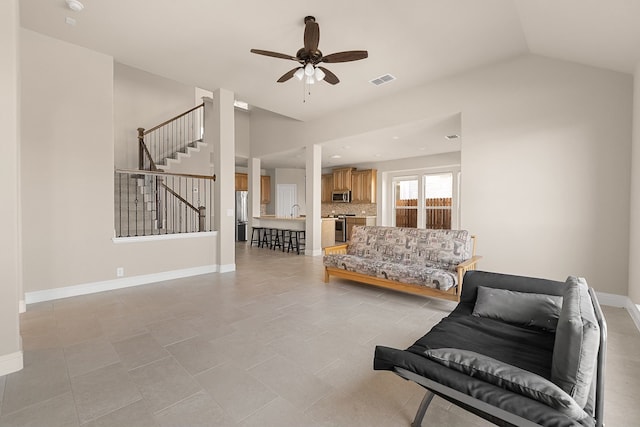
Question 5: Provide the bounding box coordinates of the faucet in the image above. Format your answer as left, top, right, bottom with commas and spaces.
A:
291, 204, 301, 217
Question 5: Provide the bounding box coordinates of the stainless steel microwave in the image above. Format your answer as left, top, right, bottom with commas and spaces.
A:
332, 190, 351, 203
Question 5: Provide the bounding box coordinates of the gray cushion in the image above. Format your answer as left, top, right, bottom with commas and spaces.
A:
425, 348, 588, 421
472, 286, 563, 331
551, 276, 600, 408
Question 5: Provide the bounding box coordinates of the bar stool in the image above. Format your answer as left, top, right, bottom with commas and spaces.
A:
290, 230, 305, 255
285, 230, 295, 253
271, 228, 282, 251
250, 227, 263, 247
261, 228, 273, 248
296, 230, 306, 255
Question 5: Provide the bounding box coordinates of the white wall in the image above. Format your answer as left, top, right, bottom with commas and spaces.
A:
252, 55, 633, 295
20, 30, 216, 295
629, 64, 640, 304
235, 110, 250, 159
114, 63, 195, 169
0, 0, 22, 373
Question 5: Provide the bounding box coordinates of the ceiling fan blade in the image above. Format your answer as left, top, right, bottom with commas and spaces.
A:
304, 21, 320, 53
277, 67, 299, 83
250, 49, 297, 61
322, 50, 368, 63
318, 66, 339, 85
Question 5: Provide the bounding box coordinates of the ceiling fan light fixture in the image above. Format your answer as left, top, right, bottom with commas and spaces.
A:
306, 75, 315, 85
304, 63, 315, 76
314, 67, 325, 81
294, 68, 305, 80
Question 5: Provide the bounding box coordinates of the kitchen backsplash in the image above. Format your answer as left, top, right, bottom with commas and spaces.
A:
321, 203, 377, 217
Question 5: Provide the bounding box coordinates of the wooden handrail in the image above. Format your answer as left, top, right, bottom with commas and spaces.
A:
137, 130, 159, 171
116, 168, 216, 181
160, 182, 199, 213
143, 103, 205, 135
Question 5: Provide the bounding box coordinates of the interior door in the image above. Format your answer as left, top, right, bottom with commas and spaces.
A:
276, 184, 297, 217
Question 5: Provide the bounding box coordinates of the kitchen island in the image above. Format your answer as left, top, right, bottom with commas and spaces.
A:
253, 216, 305, 231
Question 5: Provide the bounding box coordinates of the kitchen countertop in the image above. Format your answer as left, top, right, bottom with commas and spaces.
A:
254, 216, 305, 221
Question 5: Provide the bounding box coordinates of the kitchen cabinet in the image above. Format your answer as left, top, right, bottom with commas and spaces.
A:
260, 175, 271, 204
351, 169, 377, 203
235, 173, 248, 191
321, 174, 333, 203
332, 168, 353, 191
346, 216, 376, 241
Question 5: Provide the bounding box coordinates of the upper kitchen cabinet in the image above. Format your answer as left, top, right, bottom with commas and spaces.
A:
332, 167, 354, 191
351, 169, 377, 203
260, 175, 271, 204
235, 173, 248, 191
321, 174, 333, 203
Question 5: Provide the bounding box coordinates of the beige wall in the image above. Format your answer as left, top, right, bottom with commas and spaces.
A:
0, 0, 22, 367
630, 64, 640, 304
252, 55, 633, 295
114, 63, 196, 169
20, 30, 216, 295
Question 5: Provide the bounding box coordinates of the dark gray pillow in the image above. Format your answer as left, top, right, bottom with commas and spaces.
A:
472, 286, 563, 331
425, 348, 588, 421
551, 276, 600, 409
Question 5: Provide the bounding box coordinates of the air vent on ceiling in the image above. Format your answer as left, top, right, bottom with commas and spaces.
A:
369, 74, 396, 86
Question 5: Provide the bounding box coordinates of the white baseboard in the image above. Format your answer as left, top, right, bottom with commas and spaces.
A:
25, 265, 217, 305
627, 301, 640, 332
595, 291, 628, 307
218, 264, 236, 273
597, 291, 640, 333
0, 350, 23, 376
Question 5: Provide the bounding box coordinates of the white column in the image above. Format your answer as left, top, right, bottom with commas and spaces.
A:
205, 90, 236, 272
305, 144, 322, 256
248, 157, 261, 236
0, 0, 23, 375
629, 63, 640, 305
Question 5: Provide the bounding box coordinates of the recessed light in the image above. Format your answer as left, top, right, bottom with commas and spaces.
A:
374, 153, 382, 157
342, 145, 351, 149
445, 134, 460, 140
392, 136, 400, 140
419, 147, 426, 151
330, 154, 341, 159
65, 16, 77, 26
66, 0, 84, 12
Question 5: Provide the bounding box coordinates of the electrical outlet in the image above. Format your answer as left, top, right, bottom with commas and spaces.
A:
116, 267, 124, 277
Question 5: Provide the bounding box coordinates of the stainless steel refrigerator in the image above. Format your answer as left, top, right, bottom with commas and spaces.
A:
235, 191, 248, 241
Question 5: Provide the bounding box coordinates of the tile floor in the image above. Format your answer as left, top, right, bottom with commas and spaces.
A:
1, 243, 639, 426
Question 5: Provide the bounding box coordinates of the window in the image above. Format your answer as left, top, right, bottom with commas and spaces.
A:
388, 167, 459, 229
424, 173, 453, 229
394, 178, 418, 228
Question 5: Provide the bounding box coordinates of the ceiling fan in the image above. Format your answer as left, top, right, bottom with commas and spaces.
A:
250, 16, 368, 85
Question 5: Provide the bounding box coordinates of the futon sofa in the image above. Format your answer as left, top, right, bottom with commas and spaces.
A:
374, 270, 607, 427
323, 226, 481, 301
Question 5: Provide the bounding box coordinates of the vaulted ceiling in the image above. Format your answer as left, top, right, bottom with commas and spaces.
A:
20, 0, 640, 123
20, 1, 640, 168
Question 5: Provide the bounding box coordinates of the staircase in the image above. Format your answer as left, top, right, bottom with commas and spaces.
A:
115, 102, 214, 238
